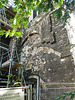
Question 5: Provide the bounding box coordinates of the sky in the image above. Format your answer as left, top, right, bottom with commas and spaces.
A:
8, 0, 15, 7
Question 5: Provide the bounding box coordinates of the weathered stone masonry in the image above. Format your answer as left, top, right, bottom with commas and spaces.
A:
20, 13, 75, 83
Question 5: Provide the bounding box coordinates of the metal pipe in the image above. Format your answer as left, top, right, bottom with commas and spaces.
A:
7, 58, 12, 88
30, 85, 32, 100
0, 36, 2, 67
2, 50, 10, 56
0, 42, 9, 47
28, 86, 31, 100
0, 46, 9, 51
7, 37, 15, 88
37, 76, 40, 100
41, 86, 75, 90
40, 82, 75, 85
0, 19, 12, 28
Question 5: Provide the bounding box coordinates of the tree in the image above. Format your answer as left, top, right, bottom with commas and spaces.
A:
0, 0, 74, 37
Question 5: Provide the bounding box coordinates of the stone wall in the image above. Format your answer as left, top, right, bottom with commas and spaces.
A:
20, 12, 75, 83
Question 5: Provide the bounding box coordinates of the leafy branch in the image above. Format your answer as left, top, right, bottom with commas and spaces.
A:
0, 0, 74, 37
54, 92, 75, 100
7, 74, 21, 87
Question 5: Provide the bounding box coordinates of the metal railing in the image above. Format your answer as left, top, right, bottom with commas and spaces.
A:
40, 83, 75, 100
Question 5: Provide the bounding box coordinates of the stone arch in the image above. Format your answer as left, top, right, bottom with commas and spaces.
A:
21, 30, 41, 46
28, 74, 44, 83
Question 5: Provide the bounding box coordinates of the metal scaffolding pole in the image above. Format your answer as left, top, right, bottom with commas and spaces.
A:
0, 14, 1, 67
37, 76, 40, 100
7, 37, 15, 88
0, 36, 2, 67
0, 46, 9, 51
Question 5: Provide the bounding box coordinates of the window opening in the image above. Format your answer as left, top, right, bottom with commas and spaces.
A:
33, 10, 37, 19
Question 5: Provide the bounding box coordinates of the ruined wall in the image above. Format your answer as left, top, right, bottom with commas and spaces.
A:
21, 13, 75, 83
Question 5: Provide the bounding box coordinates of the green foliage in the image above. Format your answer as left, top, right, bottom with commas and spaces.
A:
0, 0, 74, 37
54, 92, 75, 100
0, 30, 6, 35
7, 63, 31, 87
26, 63, 32, 68
7, 74, 21, 87
7, 74, 13, 78
53, 8, 62, 20
64, 44, 75, 50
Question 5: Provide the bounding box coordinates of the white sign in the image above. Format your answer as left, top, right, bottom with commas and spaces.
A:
0, 87, 24, 100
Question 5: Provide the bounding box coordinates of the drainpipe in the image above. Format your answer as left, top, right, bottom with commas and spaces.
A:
37, 76, 40, 100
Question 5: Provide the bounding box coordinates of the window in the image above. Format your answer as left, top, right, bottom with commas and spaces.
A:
33, 10, 37, 19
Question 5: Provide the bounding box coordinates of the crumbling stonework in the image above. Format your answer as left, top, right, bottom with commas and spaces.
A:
20, 12, 75, 83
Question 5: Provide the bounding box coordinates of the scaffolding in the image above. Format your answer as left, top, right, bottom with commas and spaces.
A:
0, 36, 21, 87
0, 40, 19, 66
0, 5, 40, 100
0, 7, 15, 31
